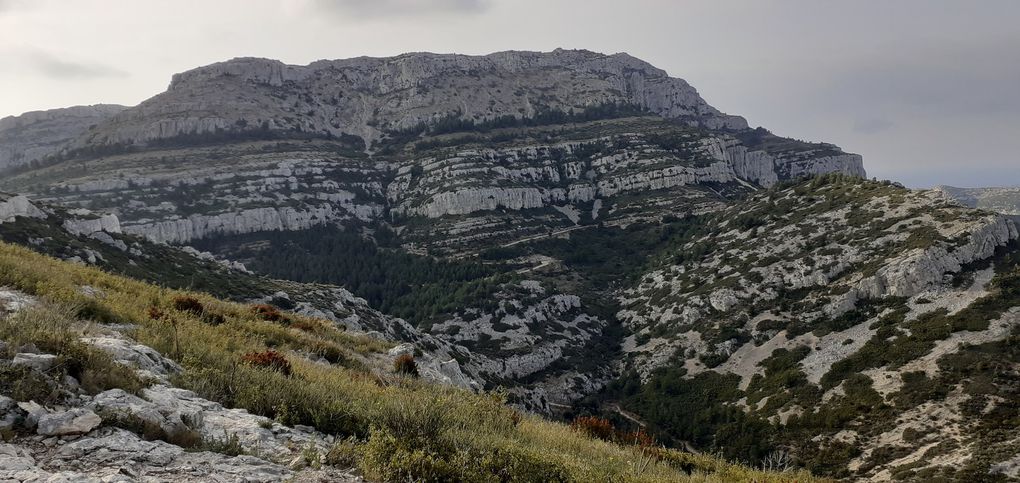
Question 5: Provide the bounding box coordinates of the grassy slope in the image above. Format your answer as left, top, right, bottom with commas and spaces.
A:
0, 241, 819, 482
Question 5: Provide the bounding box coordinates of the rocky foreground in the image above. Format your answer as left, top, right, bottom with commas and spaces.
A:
0, 289, 361, 483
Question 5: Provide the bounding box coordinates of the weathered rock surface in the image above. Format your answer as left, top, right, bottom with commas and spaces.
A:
79, 50, 745, 149
0, 336, 361, 482
36, 408, 102, 436
11, 353, 59, 373
0, 429, 361, 482
81, 337, 182, 382
1, 52, 865, 249
0, 104, 126, 172
621, 183, 1019, 376
0, 195, 46, 222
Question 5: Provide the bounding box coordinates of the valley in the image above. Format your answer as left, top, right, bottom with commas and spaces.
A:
1, 49, 1017, 482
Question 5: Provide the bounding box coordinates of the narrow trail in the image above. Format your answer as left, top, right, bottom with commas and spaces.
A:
608, 403, 702, 455
501, 224, 595, 248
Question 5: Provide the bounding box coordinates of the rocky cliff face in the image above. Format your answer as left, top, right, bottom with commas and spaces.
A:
78, 50, 746, 149
0, 194, 46, 222
0, 105, 126, 172
2, 120, 864, 248
0, 50, 864, 249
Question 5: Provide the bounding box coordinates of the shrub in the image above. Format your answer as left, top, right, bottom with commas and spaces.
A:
200, 430, 245, 456
200, 311, 226, 326
360, 427, 571, 483
618, 428, 656, 448
241, 350, 292, 376
146, 306, 165, 320
0, 363, 60, 404
324, 437, 361, 468
0, 305, 145, 396
289, 318, 319, 332
571, 415, 615, 441
472, 445, 571, 483
378, 397, 450, 447
360, 428, 459, 482
393, 353, 419, 377
172, 296, 204, 315
251, 304, 288, 323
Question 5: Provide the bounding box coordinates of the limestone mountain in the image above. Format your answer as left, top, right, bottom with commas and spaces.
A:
70, 49, 748, 150
935, 185, 1020, 216
0, 49, 1017, 481
0, 104, 126, 172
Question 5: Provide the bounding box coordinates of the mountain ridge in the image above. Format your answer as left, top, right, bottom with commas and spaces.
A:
4, 48, 1017, 481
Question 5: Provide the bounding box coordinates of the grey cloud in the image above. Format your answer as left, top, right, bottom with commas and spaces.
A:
852, 118, 894, 135
312, 0, 489, 18
29, 52, 128, 80
814, 36, 1020, 119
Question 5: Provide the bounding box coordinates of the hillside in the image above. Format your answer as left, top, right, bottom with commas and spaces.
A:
0, 238, 813, 482
612, 175, 1020, 480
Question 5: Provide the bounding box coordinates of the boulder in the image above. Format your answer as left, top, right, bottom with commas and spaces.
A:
387, 343, 415, 357
12, 353, 58, 372
89, 388, 191, 436
0, 443, 37, 478
37, 408, 102, 436
0, 395, 23, 433
81, 337, 182, 381
17, 401, 48, 429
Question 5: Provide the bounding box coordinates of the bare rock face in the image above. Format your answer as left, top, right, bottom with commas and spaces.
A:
11, 353, 59, 372
82, 336, 182, 382
36, 408, 103, 436
0, 194, 47, 222
77, 50, 746, 148
0, 105, 126, 171
0, 51, 865, 248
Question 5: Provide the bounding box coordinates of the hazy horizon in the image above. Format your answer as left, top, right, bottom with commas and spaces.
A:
1, 0, 1017, 188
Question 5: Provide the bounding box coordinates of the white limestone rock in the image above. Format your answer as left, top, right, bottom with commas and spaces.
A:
11, 353, 59, 372
37, 408, 102, 436
82, 50, 745, 149
0, 195, 46, 223
63, 213, 122, 236
81, 336, 182, 381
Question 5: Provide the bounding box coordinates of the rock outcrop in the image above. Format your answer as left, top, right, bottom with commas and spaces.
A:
0, 194, 46, 222
36, 409, 103, 436
80, 50, 745, 148
0, 332, 361, 481
0, 105, 126, 171
1, 51, 865, 247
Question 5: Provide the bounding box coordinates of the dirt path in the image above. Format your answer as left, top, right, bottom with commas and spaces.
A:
500, 224, 595, 248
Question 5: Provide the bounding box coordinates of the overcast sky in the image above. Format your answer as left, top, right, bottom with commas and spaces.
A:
1, 0, 1017, 188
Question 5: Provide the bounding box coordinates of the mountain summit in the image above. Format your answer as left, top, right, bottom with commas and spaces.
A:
83, 49, 747, 149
